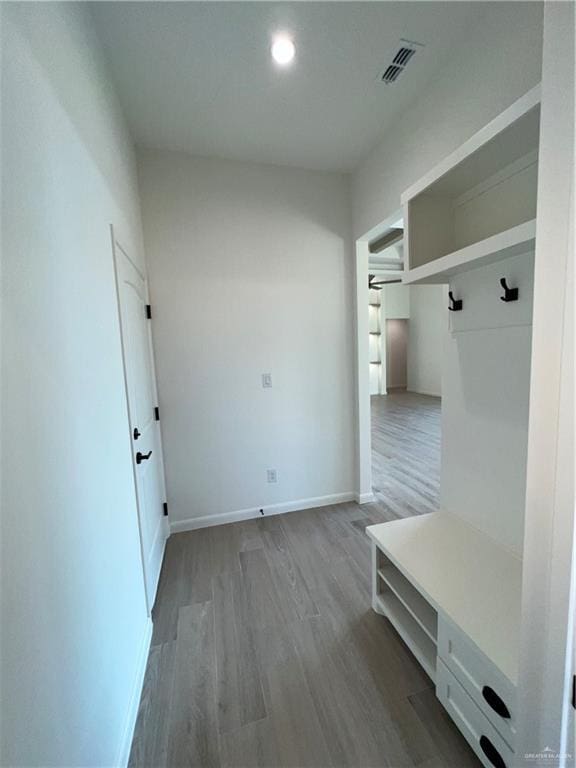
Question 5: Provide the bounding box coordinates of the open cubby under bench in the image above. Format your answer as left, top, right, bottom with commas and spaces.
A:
367, 513, 522, 768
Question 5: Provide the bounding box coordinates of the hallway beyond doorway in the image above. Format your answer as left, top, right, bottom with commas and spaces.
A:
371, 391, 441, 518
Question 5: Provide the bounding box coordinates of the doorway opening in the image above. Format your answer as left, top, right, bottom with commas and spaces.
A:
356, 212, 446, 516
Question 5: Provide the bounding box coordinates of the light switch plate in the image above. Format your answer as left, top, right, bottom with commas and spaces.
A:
266, 469, 277, 483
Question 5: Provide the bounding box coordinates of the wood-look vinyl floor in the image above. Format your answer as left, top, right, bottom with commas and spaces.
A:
129, 391, 479, 767
371, 392, 441, 518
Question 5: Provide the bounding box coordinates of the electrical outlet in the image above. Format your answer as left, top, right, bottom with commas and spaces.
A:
262, 373, 272, 388
266, 469, 277, 483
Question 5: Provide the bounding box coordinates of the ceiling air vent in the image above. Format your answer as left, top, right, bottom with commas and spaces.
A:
378, 39, 424, 84
381, 64, 403, 84
393, 47, 416, 66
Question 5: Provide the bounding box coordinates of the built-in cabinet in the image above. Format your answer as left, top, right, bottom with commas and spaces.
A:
368, 84, 541, 768
369, 514, 521, 767
402, 86, 539, 287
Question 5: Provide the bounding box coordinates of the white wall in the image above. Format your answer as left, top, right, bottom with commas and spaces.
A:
382, 283, 409, 320
1, 5, 149, 766
352, 3, 543, 238
138, 151, 356, 527
440, 251, 534, 556
407, 286, 447, 398
517, 1, 575, 758
352, 4, 542, 501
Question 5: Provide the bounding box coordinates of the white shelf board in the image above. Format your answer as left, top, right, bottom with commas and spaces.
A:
378, 567, 438, 642
367, 512, 522, 685
402, 219, 536, 285
375, 592, 436, 681
401, 85, 541, 204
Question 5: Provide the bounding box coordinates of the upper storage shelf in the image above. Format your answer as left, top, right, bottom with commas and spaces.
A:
402, 85, 541, 285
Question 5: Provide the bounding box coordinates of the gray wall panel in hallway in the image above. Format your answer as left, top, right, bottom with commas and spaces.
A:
386, 319, 408, 389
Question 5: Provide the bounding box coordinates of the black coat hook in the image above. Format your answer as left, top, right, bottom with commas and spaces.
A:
500, 278, 519, 302
448, 291, 463, 312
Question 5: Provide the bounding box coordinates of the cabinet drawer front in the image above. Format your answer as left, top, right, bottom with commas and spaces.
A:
438, 617, 516, 745
437, 660, 514, 768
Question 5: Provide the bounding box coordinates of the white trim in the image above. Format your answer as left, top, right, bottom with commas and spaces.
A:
516, 4, 575, 762
407, 388, 441, 399
355, 492, 376, 504
115, 618, 153, 768
402, 220, 536, 286
356, 240, 372, 499
400, 84, 541, 204
356, 208, 404, 502
378, 294, 388, 396
145, 517, 169, 603
170, 492, 357, 533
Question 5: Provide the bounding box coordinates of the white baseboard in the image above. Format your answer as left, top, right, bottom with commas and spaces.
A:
355, 492, 376, 504
145, 517, 169, 612
115, 617, 153, 768
170, 491, 356, 533
407, 387, 441, 398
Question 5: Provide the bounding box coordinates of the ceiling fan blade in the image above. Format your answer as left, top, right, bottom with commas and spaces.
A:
368, 274, 384, 289
369, 273, 402, 289
370, 279, 402, 286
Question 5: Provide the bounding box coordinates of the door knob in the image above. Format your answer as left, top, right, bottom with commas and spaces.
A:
136, 450, 152, 465
133, 427, 141, 440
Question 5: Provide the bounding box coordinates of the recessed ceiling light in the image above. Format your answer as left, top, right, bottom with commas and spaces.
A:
271, 36, 295, 66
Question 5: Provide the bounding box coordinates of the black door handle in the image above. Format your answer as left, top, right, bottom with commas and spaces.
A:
136, 450, 152, 465
133, 427, 141, 440
480, 736, 506, 768
482, 686, 511, 719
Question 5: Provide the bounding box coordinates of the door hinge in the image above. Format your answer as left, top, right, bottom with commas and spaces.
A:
145, 304, 152, 319
154, 406, 160, 421
163, 502, 168, 517
572, 674, 575, 709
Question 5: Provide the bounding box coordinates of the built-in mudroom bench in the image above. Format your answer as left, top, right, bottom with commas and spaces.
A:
368, 514, 521, 768
367, 84, 542, 768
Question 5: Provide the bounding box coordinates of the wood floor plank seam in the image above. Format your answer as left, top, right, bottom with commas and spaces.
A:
130, 392, 479, 767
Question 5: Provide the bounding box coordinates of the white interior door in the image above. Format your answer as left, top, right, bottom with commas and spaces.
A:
111, 226, 168, 611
